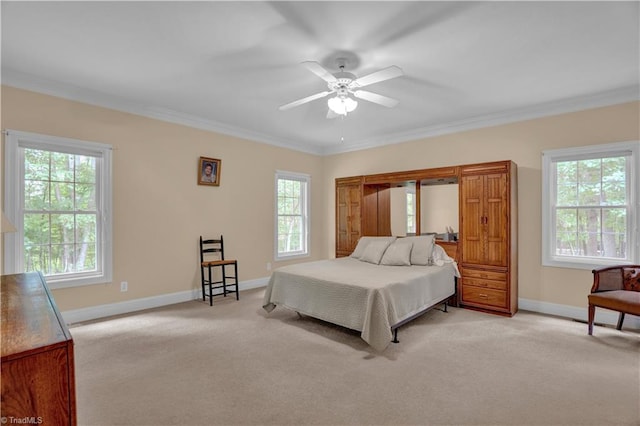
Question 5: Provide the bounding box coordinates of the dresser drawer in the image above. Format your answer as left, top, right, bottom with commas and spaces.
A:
463, 268, 507, 281
462, 277, 507, 290
462, 285, 507, 308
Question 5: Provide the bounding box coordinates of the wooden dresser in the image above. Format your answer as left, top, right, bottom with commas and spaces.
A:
1, 272, 77, 425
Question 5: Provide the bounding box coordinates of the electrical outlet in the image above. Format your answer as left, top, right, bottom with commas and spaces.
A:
120, 281, 128, 292
266, 262, 272, 271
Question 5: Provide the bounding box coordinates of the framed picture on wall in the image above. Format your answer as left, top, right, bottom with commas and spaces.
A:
198, 156, 221, 186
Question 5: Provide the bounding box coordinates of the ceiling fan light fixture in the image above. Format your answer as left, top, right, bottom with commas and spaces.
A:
328, 96, 357, 116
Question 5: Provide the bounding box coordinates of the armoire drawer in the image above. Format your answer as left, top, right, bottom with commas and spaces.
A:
462, 277, 507, 290
462, 268, 507, 281
462, 285, 507, 308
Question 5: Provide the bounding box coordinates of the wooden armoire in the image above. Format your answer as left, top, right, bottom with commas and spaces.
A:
459, 161, 518, 316
335, 160, 518, 316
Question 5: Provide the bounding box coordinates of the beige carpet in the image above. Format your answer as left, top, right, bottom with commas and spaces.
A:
70, 288, 640, 426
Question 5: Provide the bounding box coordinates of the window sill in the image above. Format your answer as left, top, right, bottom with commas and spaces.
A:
275, 253, 310, 262
543, 257, 634, 271
44, 274, 111, 289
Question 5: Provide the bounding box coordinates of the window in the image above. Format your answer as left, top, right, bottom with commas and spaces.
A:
542, 141, 639, 270
275, 171, 310, 260
406, 189, 416, 234
4, 130, 112, 288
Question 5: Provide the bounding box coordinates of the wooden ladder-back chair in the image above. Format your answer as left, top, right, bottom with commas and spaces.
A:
588, 265, 640, 335
199, 235, 239, 306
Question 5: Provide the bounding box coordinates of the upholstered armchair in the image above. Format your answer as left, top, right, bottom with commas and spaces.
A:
588, 265, 640, 335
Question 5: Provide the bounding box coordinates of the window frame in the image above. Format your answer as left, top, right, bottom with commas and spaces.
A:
406, 187, 416, 235
274, 170, 310, 261
541, 140, 639, 270
4, 129, 113, 288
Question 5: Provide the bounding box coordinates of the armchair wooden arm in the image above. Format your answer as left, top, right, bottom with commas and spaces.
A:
588, 265, 640, 335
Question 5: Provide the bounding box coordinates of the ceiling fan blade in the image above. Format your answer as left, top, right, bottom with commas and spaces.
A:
353, 66, 403, 88
302, 61, 338, 83
353, 90, 399, 108
279, 90, 332, 110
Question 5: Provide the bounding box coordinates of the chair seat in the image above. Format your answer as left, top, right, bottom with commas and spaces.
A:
588, 290, 640, 316
202, 259, 237, 267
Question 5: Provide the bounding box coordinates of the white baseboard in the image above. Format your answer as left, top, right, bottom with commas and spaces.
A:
519, 297, 640, 330
63, 284, 638, 330
62, 277, 269, 325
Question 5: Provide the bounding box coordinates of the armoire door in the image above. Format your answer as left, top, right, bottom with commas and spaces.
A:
461, 174, 484, 264
461, 172, 508, 266
336, 178, 362, 257
484, 172, 508, 266
362, 184, 391, 237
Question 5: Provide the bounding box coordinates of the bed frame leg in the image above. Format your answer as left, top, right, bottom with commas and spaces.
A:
436, 301, 449, 313
390, 296, 452, 345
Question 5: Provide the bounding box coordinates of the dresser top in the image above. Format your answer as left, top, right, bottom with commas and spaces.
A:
1, 272, 72, 359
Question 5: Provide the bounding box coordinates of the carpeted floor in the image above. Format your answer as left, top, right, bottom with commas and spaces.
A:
70, 288, 640, 426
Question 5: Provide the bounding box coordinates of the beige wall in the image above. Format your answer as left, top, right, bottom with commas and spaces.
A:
421, 184, 459, 234
2, 85, 638, 313
1, 86, 326, 310
323, 101, 640, 309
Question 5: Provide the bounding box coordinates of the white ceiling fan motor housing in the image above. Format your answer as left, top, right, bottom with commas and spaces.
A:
329, 71, 357, 94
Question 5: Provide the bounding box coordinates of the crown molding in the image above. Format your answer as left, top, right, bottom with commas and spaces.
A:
319, 85, 640, 155
1, 69, 325, 155
3, 68, 638, 157
140, 106, 324, 155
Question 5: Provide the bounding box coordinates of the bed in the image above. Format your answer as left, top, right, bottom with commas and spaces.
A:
262, 236, 459, 351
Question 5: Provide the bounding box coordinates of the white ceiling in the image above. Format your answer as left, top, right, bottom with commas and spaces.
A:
2, 1, 639, 155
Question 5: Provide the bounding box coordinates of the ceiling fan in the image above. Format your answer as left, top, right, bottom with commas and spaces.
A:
279, 59, 403, 117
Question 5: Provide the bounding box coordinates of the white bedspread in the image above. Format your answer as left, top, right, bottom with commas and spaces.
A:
262, 257, 457, 351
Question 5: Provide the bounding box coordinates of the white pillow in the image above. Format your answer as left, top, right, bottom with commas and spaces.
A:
380, 240, 413, 266
432, 244, 452, 262
350, 236, 373, 259
403, 235, 435, 265
351, 236, 396, 259
360, 239, 394, 265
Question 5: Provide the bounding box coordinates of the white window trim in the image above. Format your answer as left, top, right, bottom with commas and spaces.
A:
406, 187, 416, 235
274, 170, 310, 261
542, 140, 639, 270
4, 129, 113, 288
